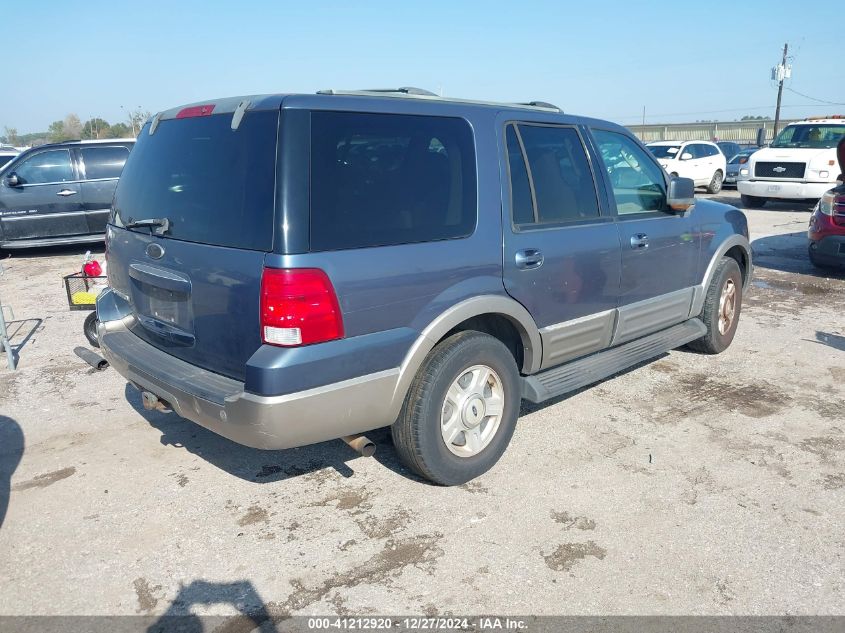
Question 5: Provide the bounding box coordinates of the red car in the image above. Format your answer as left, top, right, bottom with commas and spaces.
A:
808, 138, 845, 269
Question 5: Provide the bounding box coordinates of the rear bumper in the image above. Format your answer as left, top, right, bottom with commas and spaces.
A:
738, 179, 832, 200
98, 315, 400, 450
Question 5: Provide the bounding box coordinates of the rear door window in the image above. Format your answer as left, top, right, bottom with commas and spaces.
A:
81, 146, 130, 180
505, 125, 535, 225
309, 111, 476, 251
14, 149, 74, 184
112, 111, 278, 251
514, 124, 600, 225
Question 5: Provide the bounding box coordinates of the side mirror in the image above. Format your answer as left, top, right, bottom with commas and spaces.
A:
4, 173, 20, 187
680, 152, 693, 161
667, 176, 695, 212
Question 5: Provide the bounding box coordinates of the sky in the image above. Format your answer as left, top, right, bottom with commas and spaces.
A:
3, 1, 843, 134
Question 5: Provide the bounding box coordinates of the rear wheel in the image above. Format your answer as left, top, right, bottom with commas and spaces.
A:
706, 170, 724, 194
688, 257, 742, 354
391, 331, 520, 485
740, 194, 767, 208
83, 312, 100, 348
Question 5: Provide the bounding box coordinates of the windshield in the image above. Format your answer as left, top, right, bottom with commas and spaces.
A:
0, 155, 15, 169
112, 110, 278, 251
647, 145, 681, 159
771, 124, 845, 149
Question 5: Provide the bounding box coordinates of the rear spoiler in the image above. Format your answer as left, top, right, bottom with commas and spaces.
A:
148, 94, 284, 135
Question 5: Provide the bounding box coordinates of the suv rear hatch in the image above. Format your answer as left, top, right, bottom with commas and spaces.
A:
106, 103, 279, 381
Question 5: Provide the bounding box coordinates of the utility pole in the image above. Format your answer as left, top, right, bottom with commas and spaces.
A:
642, 106, 646, 126
772, 42, 789, 139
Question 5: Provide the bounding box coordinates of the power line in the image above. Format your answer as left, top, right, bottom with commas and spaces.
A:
784, 87, 845, 106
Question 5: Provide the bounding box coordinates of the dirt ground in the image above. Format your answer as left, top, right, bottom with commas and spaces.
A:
0, 189, 843, 618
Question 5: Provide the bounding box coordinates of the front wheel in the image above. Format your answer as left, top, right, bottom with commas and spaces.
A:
391, 331, 520, 485
688, 257, 742, 354
706, 170, 724, 194
740, 194, 767, 209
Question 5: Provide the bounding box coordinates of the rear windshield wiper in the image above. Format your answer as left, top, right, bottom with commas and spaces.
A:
124, 217, 170, 235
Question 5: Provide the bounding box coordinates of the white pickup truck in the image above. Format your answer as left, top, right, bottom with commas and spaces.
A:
738, 116, 845, 208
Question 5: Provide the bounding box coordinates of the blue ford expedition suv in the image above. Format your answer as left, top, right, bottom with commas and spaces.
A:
98, 88, 751, 485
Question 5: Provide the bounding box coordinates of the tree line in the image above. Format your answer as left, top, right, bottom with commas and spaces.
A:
1, 109, 150, 147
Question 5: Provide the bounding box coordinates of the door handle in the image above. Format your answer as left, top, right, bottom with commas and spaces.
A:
630, 233, 649, 249
515, 248, 544, 270
56, 189, 78, 197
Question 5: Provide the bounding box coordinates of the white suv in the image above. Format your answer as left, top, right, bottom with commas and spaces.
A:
647, 140, 727, 193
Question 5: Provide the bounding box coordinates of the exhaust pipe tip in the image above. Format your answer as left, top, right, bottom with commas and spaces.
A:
342, 434, 376, 457
73, 346, 109, 371
141, 391, 171, 413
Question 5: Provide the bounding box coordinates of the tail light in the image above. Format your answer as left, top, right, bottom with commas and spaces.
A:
260, 268, 344, 347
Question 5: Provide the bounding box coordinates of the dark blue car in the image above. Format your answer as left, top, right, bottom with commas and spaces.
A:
97, 89, 751, 484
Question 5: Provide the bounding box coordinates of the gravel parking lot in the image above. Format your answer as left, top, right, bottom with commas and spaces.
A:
0, 189, 843, 618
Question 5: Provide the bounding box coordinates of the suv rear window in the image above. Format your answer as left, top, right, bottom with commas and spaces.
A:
112, 111, 278, 251
309, 111, 476, 251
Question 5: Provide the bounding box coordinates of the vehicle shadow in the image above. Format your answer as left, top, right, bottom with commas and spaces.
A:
122, 384, 416, 484
808, 331, 845, 353
0, 415, 25, 530
751, 232, 845, 279
146, 579, 281, 633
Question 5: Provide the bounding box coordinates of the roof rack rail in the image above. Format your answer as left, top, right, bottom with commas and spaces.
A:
315, 88, 562, 112
317, 86, 438, 97
518, 101, 561, 111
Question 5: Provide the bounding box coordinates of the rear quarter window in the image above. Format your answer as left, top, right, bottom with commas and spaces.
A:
309, 111, 477, 251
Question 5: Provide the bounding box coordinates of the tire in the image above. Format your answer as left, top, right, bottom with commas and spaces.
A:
740, 194, 767, 209
391, 331, 520, 485
688, 257, 742, 354
83, 312, 100, 348
706, 170, 723, 194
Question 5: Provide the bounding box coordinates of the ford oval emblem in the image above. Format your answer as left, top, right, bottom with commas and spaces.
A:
146, 243, 164, 259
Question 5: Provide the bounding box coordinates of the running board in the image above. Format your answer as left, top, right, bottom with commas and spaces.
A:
521, 318, 706, 403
